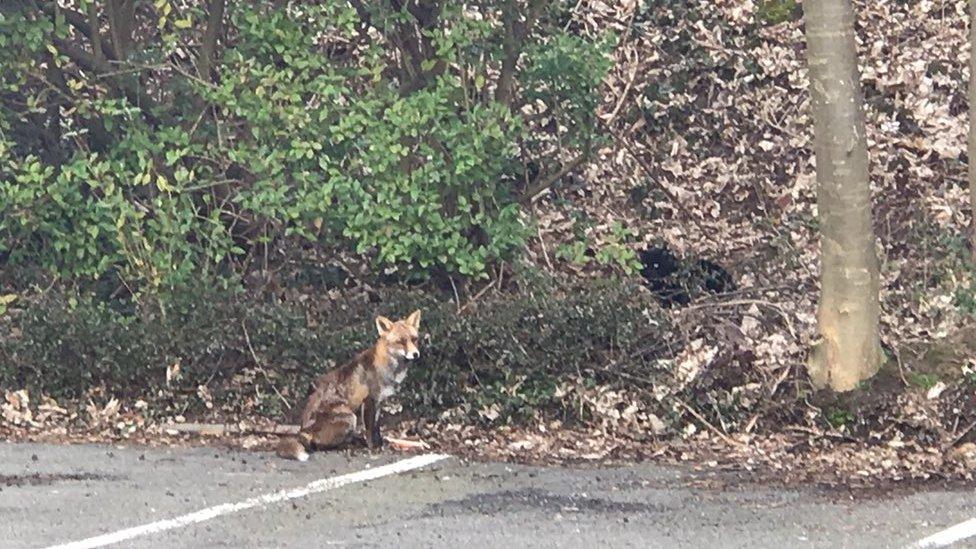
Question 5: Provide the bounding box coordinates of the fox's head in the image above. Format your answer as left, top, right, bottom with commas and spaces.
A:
375, 310, 422, 361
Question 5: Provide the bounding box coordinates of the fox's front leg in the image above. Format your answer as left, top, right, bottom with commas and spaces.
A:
363, 397, 383, 449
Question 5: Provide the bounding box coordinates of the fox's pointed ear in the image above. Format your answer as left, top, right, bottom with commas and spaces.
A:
375, 316, 394, 336
406, 309, 422, 329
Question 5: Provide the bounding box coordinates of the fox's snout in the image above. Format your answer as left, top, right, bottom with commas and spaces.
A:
389, 341, 420, 361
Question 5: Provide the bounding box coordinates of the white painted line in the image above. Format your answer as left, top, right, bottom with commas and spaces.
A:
43, 453, 450, 549
911, 518, 976, 548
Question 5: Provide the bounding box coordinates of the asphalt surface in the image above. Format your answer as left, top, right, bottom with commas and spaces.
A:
0, 441, 973, 548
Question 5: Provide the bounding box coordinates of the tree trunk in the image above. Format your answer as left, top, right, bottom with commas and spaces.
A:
495, 1, 543, 108
87, 1, 103, 62
803, 0, 882, 392
105, 0, 134, 60
970, 0, 976, 264
196, 0, 226, 81
42, 5, 65, 166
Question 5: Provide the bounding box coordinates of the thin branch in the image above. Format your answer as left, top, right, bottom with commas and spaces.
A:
521, 150, 589, 205
241, 320, 292, 410
161, 422, 299, 436
680, 298, 797, 339
674, 397, 744, 447
448, 276, 461, 313
388, 0, 445, 95
458, 279, 496, 313
562, 0, 585, 31
604, 367, 746, 447
618, 137, 711, 235
51, 37, 162, 126
603, 65, 637, 126
945, 420, 976, 451
536, 221, 554, 271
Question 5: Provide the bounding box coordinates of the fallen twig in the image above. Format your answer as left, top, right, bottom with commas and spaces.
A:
449, 276, 461, 313
160, 422, 299, 436
537, 223, 555, 271
768, 364, 792, 398
386, 437, 430, 450
459, 279, 497, 314
674, 397, 746, 448
604, 64, 638, 126
617, 138, 710, 236
785, 425, 859, 443
944, 420, 976, 452
681, 298, 797, 339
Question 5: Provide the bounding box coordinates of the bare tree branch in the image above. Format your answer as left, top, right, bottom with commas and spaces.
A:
388, 0, 445, 95
40, 2, 119, 60
521, 150, 589, 205
51, 37, 161, 126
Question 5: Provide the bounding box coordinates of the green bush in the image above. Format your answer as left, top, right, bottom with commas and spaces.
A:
402, 273, 668, 423
756, 0, 799, 25
0, 286, 320, 400
0, 274, 669, 424
0, 1, 612, 290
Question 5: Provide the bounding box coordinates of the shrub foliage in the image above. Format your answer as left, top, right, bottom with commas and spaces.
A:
0, 1, 611, 289
0, 275, 669, 424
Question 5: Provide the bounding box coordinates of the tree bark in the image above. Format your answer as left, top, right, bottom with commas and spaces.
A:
87, 1, 103, 62
970, 0, 976, 264
105, 0, 134, 60
495, 1, 542, 108
42, 4, 66, 166
196, 0, 225, 81
496, 8, 522, 108
803, 0, 882, 392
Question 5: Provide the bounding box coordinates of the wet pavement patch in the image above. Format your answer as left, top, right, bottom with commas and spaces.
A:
420, 487, 662, 517
0, 472, 124, 487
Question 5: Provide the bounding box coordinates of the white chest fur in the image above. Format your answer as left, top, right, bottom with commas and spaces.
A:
394, 368, 408, 384
378, 359, 409, 401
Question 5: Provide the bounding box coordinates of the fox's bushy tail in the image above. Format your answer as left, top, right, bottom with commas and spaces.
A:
277, 436, 310, 461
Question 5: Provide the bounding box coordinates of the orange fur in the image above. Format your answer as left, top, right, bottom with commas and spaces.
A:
277, 310, 422, 460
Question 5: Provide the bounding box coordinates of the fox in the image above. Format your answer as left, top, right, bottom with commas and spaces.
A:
277, 310, 422, 461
